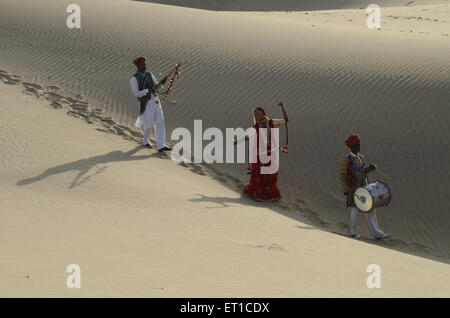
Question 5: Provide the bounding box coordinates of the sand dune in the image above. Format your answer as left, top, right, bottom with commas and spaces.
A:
0, 0, 449, 283
1, 76, 450, 297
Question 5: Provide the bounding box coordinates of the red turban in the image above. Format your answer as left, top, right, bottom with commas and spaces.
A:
345, 133, 360, 147
133, 56, 146, 66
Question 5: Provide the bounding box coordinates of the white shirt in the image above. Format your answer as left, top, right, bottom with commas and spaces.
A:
129, 73, 158, 98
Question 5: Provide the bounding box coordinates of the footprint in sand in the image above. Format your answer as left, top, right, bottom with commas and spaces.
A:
254, 243, 283, 251
0, 72, 21, 85
22, 82, 42, 90
50, 101, 62, 109
336, 221, 349, 230
296, 207, 328, 227
23, 87, 41, 97
3, 71, 163, 153
22, 82, 46, 98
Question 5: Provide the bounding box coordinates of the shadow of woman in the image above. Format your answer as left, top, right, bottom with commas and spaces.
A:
189, 193, 267, 209
16, 145, 157, 189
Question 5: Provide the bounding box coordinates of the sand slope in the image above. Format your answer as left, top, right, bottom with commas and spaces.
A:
0, 0, 449, 262
1, 81, 450, 297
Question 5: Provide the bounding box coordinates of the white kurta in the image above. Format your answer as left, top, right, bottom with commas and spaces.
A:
349, 207, 387, 238
130, 74, 167, 149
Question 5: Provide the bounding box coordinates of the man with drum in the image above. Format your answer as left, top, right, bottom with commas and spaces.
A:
339, 133, 390, 240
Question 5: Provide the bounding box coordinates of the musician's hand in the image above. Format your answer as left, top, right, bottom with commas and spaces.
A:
368, 164, 377, 172
160, 78, 167, 85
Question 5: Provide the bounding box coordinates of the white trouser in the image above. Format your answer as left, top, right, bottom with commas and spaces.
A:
137, 99, 167, 150
349, 207, 385, 238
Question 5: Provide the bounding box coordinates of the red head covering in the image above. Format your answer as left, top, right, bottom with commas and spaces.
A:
133, 56, 147, 67
255, 106, 266, 116
253, 106, 270, 124
345, 133, 361, 147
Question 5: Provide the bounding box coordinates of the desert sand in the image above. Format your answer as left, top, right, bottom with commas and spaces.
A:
1, 78, 449, 297
0, 0, 449, 296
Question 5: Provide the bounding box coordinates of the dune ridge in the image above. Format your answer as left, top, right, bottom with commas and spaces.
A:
139, 0, 449, 11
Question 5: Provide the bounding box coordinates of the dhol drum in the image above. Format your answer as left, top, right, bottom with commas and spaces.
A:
353, 180, 391, 213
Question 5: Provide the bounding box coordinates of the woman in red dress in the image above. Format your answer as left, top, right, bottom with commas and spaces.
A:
235, 103, 289, 202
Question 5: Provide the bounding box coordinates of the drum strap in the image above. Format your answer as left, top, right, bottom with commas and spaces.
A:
349, 154, 365, 186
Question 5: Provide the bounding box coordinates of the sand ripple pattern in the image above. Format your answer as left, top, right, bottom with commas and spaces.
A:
1, 0, 449, 260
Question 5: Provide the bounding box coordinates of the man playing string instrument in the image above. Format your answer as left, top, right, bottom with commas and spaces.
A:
130, 56, 172, 152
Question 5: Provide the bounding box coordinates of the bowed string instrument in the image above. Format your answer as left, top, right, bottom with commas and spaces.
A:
278, 101, 289, 154
151, 62, 182, 100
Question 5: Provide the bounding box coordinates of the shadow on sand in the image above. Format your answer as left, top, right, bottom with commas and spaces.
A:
189, 193, 265, 209
16, 146, 158, 189
187, 191, 449, 264
15, 144, 450, 264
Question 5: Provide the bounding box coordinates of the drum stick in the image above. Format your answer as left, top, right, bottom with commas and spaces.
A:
376, 168, 390, 180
